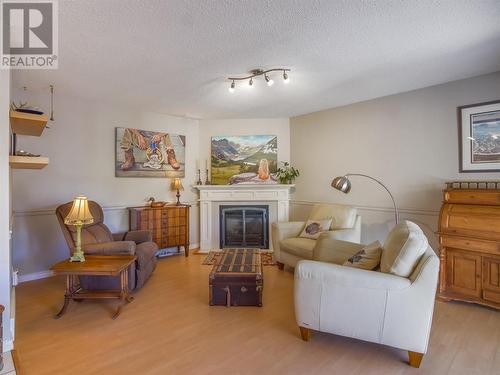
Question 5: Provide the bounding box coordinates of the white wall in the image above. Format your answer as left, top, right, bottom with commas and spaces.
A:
198, 118, 291, 178
290, 72, 500, 248
0, 70, 13, 351
12, 90, 200, 278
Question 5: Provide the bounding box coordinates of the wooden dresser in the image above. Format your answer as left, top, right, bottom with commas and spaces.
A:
438, 184, 500, 310
128, 204, 191, 257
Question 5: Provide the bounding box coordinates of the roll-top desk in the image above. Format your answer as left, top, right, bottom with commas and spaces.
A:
128, 204, 190, 257
438, 183, 500, 310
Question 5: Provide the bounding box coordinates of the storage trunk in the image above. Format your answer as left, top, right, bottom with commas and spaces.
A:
209, 249, 263, 307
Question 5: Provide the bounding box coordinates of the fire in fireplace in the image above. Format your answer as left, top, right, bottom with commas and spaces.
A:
219, 205, 269, 248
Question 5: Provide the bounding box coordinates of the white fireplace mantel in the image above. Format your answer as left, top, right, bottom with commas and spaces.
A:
193, 184, 294, 252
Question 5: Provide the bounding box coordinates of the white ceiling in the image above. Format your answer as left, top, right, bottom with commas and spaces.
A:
13, 0, 500, 119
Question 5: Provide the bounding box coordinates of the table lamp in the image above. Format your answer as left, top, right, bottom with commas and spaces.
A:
331, 173, 399, 224
64, 196, 94, 262
171, 178, 184, 205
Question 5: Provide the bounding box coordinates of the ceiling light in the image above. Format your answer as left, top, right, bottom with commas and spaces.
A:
283, 70, 289, 84
226, 68, 289, 92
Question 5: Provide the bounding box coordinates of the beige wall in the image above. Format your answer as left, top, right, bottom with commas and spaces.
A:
290, 72, 500, 246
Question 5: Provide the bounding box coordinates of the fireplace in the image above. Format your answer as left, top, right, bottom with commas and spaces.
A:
219, 205, 269, 249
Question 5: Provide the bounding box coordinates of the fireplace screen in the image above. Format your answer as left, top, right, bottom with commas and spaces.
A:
220, 205, 269, 248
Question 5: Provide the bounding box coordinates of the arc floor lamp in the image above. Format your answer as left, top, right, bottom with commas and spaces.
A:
331, 173, 399, 225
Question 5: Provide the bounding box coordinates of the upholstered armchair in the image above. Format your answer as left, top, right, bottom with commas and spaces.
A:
271, 203, 361, 269
294, 221, 440, 368
56, 200, 158, 290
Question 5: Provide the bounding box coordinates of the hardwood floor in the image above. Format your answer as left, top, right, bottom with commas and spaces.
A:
15, 254, 500, 375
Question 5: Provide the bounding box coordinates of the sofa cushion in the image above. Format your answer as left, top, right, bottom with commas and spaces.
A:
135, 241, 159, 268
381, 221, 428, 277
343, 241, 382, 270
299, 219, 332, 240
280, 237, 316, 259
308, 204, 357, 230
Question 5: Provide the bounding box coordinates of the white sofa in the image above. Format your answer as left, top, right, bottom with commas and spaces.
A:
271, 203, 361, 269
294, 221, 440, 368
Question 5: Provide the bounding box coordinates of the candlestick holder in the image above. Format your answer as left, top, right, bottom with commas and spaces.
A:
204, 168, 211, 185
196, 169, 202, 185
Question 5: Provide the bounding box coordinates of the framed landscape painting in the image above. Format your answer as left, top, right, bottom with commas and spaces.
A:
211, 135, 278, 185
458, 100, 500, 173
115, 127, 186, 177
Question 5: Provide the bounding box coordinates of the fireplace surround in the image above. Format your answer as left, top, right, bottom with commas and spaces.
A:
194, 184, 294, 252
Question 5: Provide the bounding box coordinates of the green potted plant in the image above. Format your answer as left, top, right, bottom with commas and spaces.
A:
276, 161, 300, 184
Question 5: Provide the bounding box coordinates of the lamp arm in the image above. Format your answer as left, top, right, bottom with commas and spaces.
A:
345, 173, 399, 224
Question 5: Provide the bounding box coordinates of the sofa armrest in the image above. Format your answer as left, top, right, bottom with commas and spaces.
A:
124, 230, 152, 244
83, 241, 136, 255
271, 221, 305, 262
295, 260, 411, 291
313, 236, 364, 264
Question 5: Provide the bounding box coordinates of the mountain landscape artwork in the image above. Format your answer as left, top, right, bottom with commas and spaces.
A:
211, 135, 278, 185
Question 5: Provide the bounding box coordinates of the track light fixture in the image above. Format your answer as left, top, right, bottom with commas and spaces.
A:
227, 68, 290, 92
228, 80, 235, 93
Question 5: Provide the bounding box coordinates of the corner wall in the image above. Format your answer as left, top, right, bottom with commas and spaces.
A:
11, 91, 200, 278
289, 72, 500, 248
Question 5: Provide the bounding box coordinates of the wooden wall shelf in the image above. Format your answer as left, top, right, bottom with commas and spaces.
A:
9, 156, 49, 169
10, 110, 48, 136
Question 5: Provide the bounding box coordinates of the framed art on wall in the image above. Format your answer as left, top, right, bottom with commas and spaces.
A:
458, 100, 500, 173
115, 127, 186, 177
211, 135, 277, 184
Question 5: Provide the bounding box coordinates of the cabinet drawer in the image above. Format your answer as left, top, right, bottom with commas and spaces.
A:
441, 236, 499, 255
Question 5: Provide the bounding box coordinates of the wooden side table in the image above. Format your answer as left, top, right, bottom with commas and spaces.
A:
128, 204, 191, 256
51, 255, 136, 320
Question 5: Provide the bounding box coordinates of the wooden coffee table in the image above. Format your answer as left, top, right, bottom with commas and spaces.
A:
51, 255, 136, 320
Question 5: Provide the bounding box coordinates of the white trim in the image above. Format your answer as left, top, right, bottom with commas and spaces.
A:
290, 200, 439, 216
17, 243, 201, 283
18, 270, 54, 283
13, 201, 200, 217
3, 339, 13, 352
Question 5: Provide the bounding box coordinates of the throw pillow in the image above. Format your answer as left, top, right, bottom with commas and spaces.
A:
299, 219, 332, 240
381, 220, 429, 277
343, 241, 382, 270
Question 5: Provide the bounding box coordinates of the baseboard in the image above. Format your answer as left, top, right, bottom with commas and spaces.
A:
18, 243, 201, 283
18, 270, 54, 283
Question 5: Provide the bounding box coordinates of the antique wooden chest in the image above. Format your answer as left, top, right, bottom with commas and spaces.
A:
209, 248, 263, 307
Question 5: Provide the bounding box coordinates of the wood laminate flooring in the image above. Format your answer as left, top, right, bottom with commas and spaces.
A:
15, 254, 500, 374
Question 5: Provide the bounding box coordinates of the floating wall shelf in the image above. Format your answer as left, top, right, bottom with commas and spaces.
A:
9, 156, 49, 169
9, 110, 48, 136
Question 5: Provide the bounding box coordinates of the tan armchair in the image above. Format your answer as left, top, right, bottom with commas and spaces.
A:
56, 200, 158, 290
271, 203, 361, 269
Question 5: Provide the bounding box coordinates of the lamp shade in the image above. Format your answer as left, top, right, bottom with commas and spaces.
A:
64, 196, 94, 225
331, 175, 351, 193
171, 178, 184, 191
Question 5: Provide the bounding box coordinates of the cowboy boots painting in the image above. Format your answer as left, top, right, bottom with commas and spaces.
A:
121, 149, 136, 170
167, 148, 180, 169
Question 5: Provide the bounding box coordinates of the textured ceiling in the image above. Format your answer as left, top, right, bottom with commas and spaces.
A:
13, 0, 500, 119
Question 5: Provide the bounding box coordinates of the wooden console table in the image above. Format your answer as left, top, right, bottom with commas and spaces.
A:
51, 255, 136, 319
438, 185, 500, 310
128, 204, 191, 256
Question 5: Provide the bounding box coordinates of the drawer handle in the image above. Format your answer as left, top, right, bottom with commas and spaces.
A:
241, 286, 247, 293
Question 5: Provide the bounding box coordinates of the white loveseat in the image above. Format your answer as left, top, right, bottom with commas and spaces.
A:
294, 221, 440, 368
271, 203, 361, 269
